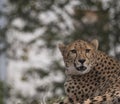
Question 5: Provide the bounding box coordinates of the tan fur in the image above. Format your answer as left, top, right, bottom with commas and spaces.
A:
58, 39, 120, 104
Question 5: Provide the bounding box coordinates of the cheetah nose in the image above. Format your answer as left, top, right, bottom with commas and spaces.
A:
79, 59, 86, 64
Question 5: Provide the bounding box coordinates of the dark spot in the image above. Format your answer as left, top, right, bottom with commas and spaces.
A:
67, 88, 70, 93
78, 91, 81, 94
85, 88, 88, 91
104, 60, 107, 63
98, 67, 100, 69
108, 62, 111, 65
72, 86, 74, 89
87, 84, 89, 86
74, 93, 76, 95
95, 83, 97, 86
118, 98, 120, 102
59, 102, 64, 104
103, 97, 106, 101
90, 86, 92, 89
69, 98, 73, 103
112, 67, 114, 69
77, 85, 80, 89
81, 95, 84, 98
101, 64, 104, 67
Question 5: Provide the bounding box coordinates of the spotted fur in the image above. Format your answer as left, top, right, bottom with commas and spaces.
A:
58, 39, 120, 104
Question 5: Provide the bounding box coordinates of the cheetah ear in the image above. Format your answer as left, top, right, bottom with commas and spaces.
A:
58, 43, 66, 55
91, 39, 99, 50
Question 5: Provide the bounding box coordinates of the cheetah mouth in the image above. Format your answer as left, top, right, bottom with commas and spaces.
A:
76, 66, 87, 71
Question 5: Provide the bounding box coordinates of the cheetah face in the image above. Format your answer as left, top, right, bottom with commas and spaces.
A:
59, 39, 98, 75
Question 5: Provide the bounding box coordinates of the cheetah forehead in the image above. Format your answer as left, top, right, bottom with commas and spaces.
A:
66, 40, 96, 50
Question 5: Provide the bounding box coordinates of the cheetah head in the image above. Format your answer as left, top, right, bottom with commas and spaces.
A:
59, 39, 98, 75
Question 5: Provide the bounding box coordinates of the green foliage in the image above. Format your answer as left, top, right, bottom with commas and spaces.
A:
7, 0, 120, 53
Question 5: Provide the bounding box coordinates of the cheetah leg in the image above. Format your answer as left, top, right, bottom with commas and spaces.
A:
83, 91, 120, 104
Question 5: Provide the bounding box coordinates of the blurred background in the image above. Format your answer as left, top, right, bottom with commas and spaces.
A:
0, 0, 120, 104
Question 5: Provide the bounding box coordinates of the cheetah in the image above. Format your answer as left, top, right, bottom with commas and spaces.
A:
58, 39, 120, 104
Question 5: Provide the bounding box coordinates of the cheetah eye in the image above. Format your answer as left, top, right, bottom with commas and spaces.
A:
70, 49, 76, 53
86, 49, 91, 53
